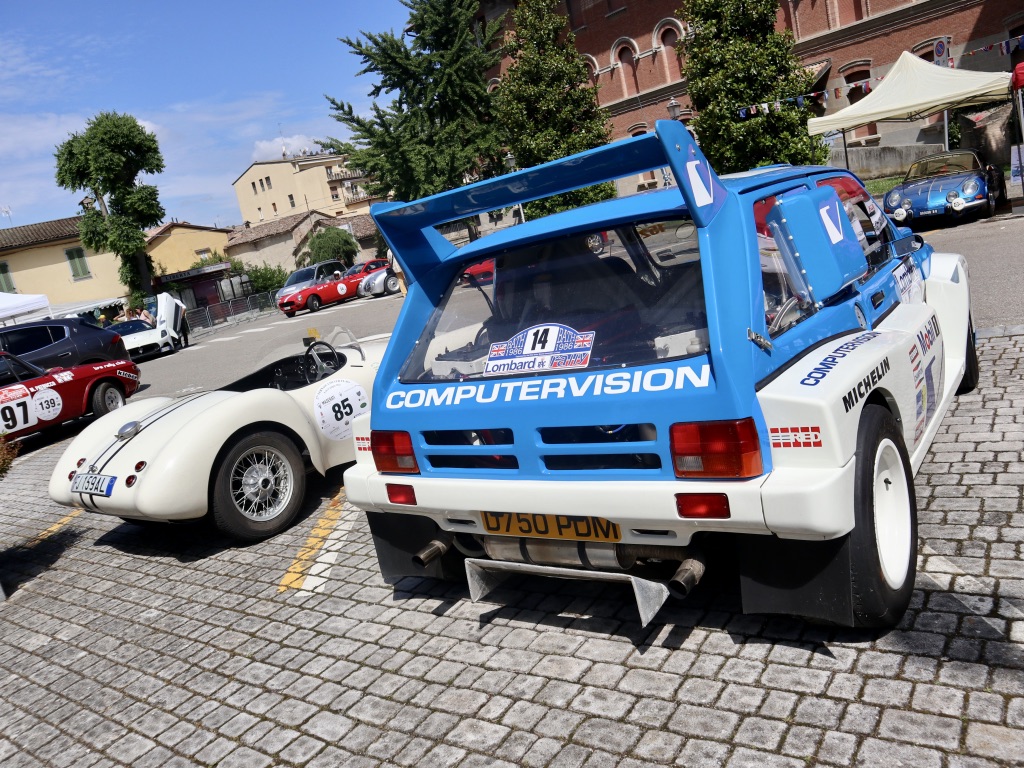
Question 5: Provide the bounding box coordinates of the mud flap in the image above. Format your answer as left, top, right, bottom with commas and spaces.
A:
365, 511, 465, 584
737, 533, 855, 626
465, 558, 671, 627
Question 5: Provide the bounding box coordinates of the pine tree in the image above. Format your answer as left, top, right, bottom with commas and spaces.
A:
493, 0, 613, 218
324, 0, 503, 203
679, 0, 828, 173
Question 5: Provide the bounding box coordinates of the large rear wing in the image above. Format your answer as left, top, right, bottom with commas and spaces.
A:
371, 119, 727, 279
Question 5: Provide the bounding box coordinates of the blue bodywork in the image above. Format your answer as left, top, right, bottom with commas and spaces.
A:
369, 120, 927, 482
882, 149, 1003, 224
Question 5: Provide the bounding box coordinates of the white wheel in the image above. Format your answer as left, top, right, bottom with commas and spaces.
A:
872, 437, 912, 590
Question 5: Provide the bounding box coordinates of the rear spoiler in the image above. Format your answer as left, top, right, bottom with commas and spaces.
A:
371, 119, 726, 279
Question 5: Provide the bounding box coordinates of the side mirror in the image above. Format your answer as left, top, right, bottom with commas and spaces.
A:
766, 187, 868, 302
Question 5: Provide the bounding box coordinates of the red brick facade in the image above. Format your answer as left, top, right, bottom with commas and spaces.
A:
482, 0, 1023, 148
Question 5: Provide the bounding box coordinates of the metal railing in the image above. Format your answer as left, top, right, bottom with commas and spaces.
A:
185, 291, 278, 336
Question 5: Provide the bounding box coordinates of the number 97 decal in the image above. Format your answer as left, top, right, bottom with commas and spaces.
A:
314, 379, 369, 441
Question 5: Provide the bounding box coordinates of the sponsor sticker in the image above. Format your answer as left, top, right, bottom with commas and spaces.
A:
314, 379, 369, 441
770, 426, 822, 448
0, 384, 30, 404
893, 258, 923, 304
52, 371, 74, 383
800, 332, 881, 386
386, 364, 712, 409
117, 370, 139, 382
355, 435, 372, 453
486, 323, 595, 376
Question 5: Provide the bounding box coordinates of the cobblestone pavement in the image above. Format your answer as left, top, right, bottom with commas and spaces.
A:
1, 331, 1023, 768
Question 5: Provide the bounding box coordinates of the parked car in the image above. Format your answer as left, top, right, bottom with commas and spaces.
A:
108, 319, 175, 360
343, 119, 975, 630
277, 259, 390, 316
883, 149, 1007, 224
275, 260, 345, 307
49, 327, 389, 542
0, 318, 130, 371
357, 266, 402, 298
0, 351, 140, 440
459, 258, 495, 285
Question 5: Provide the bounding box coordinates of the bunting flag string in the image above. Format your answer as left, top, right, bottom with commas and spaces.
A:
737, 33, 1024, 121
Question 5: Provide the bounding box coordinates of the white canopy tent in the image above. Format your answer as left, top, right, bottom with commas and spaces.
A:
0, 292, 51, 325
808, 51, 1013, 136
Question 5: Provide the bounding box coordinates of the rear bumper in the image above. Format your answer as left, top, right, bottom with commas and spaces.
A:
343, 457, 856, 543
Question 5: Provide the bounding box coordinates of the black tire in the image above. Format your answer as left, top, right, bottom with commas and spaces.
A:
285, 311, 296, 318
91, 382, 125, 417
384, 275, 400, 295
849, 405, 917, 629
307, 295, 321, 313
211, 431, 306, 542
956, 317, 980, 395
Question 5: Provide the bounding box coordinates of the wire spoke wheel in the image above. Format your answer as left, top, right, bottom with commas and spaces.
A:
212, 431, 306, 541
229, 445, 294, 521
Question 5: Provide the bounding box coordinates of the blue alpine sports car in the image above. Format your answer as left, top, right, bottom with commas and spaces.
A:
883, 149, 1006, 225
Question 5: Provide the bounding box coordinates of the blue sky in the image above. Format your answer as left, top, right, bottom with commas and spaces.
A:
0, 0, 412, 230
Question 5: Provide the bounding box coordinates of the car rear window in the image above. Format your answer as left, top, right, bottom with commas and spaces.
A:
400, 218, 707, 382
284, 268, 315, 287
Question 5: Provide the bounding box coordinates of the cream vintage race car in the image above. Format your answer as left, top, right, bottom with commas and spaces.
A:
49, 328, 387, 541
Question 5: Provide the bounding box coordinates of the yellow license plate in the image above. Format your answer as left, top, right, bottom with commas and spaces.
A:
481, 512, 621, 542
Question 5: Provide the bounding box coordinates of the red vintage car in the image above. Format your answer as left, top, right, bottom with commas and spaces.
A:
277, 259, 390, 316
0, 352, 140, 440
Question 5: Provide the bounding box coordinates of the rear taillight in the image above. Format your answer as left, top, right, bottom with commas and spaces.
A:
669, 418, 762, 479
371, 431, 419, 474
110, 334, 121, 345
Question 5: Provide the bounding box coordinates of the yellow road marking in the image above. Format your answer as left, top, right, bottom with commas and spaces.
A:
24, 509, 82, 548
277, 491, 346, 593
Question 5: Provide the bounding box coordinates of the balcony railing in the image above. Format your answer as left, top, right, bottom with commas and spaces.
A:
326, 168, 363, 181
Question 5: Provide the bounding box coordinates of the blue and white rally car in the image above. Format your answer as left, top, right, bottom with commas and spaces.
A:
344, 120, 976, 629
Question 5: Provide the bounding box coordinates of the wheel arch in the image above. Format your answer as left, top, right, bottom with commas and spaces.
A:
83, 376, 124, 414
206, 421, 313, 515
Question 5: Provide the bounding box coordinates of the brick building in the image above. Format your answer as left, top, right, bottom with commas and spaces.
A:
482, 0, 1022, 155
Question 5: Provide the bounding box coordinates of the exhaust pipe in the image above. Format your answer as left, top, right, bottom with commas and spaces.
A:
413, 536, 452, 568
668, 555, 706, 599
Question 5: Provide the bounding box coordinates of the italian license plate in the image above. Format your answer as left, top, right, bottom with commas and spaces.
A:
919, 209, 939, 216
71, 473, 116, 497
481, 511, 621, 542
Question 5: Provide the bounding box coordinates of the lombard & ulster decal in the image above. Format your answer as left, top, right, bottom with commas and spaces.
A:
486, 323, 595, 375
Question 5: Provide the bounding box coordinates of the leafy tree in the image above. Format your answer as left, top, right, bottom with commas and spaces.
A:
246, 262, 290, 294
324, 0, 504, 203
297, 227, 359, 268
54, 112, 166, 295
679, 0, 828, 172
493, 0, 614, 218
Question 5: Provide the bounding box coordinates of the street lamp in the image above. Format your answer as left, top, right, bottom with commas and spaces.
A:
503, 152, 527, 223
666, 97, 682, 121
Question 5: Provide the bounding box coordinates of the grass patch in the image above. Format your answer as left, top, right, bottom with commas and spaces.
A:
864, 176, 902, 198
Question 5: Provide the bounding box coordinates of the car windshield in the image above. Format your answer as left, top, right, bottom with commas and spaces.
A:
400, 218, 708, 383
284, 267, 315, 287
250, 325, 375, 370
109, 320, 153, 334
344, 265, 364, 277
905, 152, 981, 182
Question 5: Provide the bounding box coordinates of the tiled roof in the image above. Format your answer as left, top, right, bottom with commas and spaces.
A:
145, 221, 232, 243
225, 211, 316, 247
0, 217, 83, 253
331, 214, 378, 241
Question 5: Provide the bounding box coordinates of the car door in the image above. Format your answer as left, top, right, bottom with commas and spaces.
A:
0, 325, 74, 369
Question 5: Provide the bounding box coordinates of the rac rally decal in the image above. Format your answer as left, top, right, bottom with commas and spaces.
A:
800, 332, 880, 386
386, 365, 711, 409
842, 357, 891, 413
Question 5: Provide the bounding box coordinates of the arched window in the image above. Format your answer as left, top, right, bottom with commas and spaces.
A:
612, 38, 641, 98
655, 20, 683, 83
841, 65, 876, 139
582, 55, 599, 88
